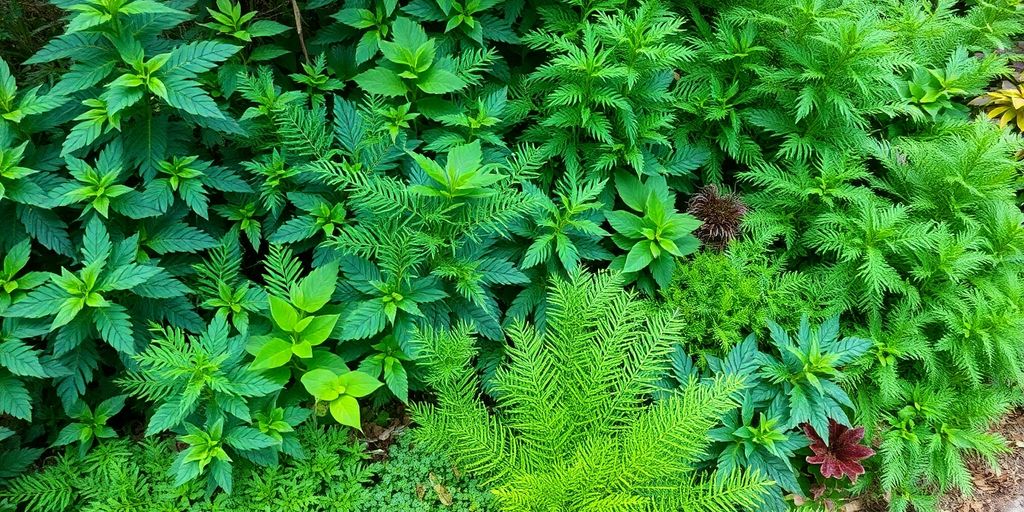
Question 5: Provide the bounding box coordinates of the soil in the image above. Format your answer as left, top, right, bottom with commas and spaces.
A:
937, 409, 1024, 512
832, 410, 1024, 512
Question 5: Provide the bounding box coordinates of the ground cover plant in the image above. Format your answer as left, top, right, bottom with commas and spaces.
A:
1, 0, 1024, 510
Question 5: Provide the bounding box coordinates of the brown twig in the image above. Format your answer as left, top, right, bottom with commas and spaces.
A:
290, 0, 310, 64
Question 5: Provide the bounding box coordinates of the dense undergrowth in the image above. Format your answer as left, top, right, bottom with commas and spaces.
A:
1, 0, 1024, 510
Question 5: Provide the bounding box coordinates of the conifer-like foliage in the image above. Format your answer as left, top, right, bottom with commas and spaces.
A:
412, 270, 771, 511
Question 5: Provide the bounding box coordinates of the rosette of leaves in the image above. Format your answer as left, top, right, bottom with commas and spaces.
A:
870, 381, 1009, 510
0, 131, 46, 207
269, 192, 347, 246
896, 47, 1002, 124
118, 317, 282, 437
290, 55, 345, 100
52, 149, 134, 219
246, 261, 342, 371
5, 218, 194, 410
53, 395, 126, 456
0, 240, 48, 315
605, 172, 700, 294
712, 396, 808, 512
969, 75, 1024, 132
148, 155, 253, 219
802, 419, 874, 484
657, 336, 806, 512
201, 0, 291, 43
244, 394, 311, 466
170, 416, 279, 495
0, 57, 65, 125
512, 178, 610, 275
353, 17, 468, 98
757, 315, 871, 443
408, 140, 505, 202
420, 86, 507, 151
505, 178, 611, 326
686, 184, 747, 251
301, 368, 382, 429
191, 234, 267, 335
356, 336, 413, 403
335, 255, 447, 345
402, 0, 519, 46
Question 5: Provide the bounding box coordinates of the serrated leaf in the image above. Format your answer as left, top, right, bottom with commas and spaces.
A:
353, 68, 407, 97
341, 301, 387, 340
0, 374, 31, 420
146, 223, 217, 254
93, 304, 135, 354
224, 426, 277, 450
163, 77, 225, 118
0, 340, 47, 377
163, 41, 242, 79
383, 359, 408, 403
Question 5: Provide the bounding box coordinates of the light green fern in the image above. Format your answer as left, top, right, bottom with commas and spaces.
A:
412, 269, 772, 511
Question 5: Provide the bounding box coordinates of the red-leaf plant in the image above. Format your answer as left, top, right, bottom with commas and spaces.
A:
802, 419, 876, 484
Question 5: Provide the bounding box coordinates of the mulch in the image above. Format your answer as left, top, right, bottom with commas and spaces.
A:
938, 409, 1024, 512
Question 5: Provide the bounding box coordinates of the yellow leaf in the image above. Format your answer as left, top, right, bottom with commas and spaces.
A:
1000, 109, 1015, 128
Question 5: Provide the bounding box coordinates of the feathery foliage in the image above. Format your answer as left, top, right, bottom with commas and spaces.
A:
413, 270, 772, 511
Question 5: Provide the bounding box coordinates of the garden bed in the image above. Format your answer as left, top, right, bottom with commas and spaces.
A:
2, 0, 1024, 511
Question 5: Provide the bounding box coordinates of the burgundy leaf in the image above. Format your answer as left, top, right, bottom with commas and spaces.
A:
803, 419, 875, 484
686, 184, 747, 251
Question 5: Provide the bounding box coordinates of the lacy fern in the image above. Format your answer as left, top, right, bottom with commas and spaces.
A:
412, 269, 771, 511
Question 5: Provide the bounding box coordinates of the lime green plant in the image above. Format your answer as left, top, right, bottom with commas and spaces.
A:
301, 368, 382, 429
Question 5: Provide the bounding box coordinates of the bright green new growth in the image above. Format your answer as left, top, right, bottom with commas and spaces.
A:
301, 368, 382, 429
662, 248, 811, 359
413, 269, 771, 511
757, 315, 871, 443
247, 261, 341, 369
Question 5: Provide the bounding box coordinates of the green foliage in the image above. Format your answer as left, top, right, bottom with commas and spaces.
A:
662, 247, 811, 359
3, 0, 1024, 508
356, 435, 496, 511
300, 368, 381, 429
521, 0, 692, 177
52, 394, 126, 456
757, 316, 871, 444
606, 172, 701, 293
353, 17, 470, 98
118, 318, 294, 494
246, 262, 341, 370
413, 270, 772, 511
0, 426, 42, 481
657, 326, 870, 511
0, 426, 373, 511
356, 336, 413, 403
867, 382, 1011, 511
